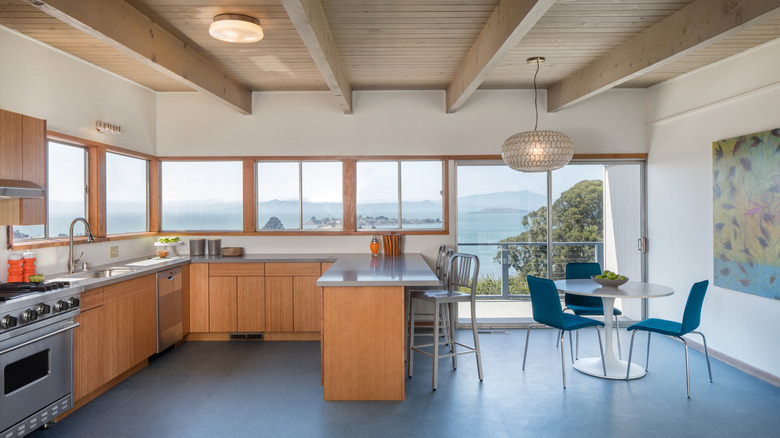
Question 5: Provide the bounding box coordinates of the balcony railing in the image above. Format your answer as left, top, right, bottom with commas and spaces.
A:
457, 241, 604, 298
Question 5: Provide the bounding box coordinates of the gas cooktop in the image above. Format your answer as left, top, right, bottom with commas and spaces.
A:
0, 281, 72, 302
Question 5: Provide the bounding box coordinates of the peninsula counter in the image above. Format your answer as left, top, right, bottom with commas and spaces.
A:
317, 254, 439, 401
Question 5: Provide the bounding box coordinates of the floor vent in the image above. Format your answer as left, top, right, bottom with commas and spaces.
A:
478, 330, 509, 335
230, 332, 265, 341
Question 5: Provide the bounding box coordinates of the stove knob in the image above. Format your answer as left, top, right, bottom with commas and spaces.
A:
55, 300, 69, 312
35, 303, 52, 316
22, 309, 38, 323
68, 297, 80, 308
0, 315, 17, 329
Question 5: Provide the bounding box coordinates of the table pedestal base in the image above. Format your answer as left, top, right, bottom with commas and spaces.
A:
574, 357, 646, 380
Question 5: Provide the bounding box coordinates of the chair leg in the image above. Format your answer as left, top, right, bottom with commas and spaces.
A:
407, 298, 416, 378
448, 303, 457, 371
556, 330, 561, 348
614, 315, 622, 360
575, 330, 579, 360
568, 331, 574, 363
522, 326, 532, 370
692, 330, 713, 382
594, 327, 606, 376
432, 301, 440, 390
560, 330, 567, 389
645, 331, 652, 370
471, 300, 483, 381
680, 337, 691, 398
626, 329, 638, 380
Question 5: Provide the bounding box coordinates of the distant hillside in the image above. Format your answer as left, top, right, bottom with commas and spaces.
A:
458, 190, 546, 213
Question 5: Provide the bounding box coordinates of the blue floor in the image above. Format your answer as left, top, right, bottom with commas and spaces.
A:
39, 329, 780, 437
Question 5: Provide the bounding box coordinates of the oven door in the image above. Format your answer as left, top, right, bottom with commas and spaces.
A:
0, 320, 78, 432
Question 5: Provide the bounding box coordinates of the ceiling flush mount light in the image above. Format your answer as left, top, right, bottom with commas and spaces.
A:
209, 14, 264, 43
501, 57, 574, 173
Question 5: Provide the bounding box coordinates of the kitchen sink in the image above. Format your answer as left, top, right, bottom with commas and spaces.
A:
67, 267, 137, 279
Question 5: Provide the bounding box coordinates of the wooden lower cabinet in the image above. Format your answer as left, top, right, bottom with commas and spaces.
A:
237, 276, 265, 331
73, 305, 106, 401
265, 276, 293, 332
188, 262, 327, 337
72, 275, 156, 403
293, 276, 321, 332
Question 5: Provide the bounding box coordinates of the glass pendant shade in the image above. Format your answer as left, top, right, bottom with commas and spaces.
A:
501, 130, 574, 172
209, 14, 264, 43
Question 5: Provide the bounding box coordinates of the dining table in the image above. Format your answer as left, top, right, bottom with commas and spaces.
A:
553, 279, 674, 379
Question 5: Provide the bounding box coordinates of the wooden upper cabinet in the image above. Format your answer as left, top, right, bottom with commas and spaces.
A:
0, 109, 46, 225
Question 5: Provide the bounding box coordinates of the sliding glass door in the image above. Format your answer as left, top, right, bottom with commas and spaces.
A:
456, 160, 645, 325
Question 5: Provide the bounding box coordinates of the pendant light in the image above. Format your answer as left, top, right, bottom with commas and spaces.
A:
501, 57, 574, 173
209, 14, 264, 43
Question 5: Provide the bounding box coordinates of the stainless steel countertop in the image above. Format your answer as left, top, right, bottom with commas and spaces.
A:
316, 254, 439, 287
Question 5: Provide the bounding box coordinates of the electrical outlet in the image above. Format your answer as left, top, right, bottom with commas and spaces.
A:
110, 246, 119, 258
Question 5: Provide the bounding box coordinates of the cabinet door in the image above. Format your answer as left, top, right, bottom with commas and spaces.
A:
133, 287, 157, 362
265, 276, 294, 332
104, 298, 132, 380
20, 115, 45, 224
293, 276, 321, 332
237, 276, 265, 332
73, 307, 107, 401
209, 277, 237, 332
0, 110, 23, 180
189, 263, 209, 332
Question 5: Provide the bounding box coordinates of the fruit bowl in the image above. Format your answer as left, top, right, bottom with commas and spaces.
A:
591, 275, 629, 287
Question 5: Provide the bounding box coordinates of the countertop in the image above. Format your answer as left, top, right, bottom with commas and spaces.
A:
316, 254, 440, 287
189, 253, 341, 263
47, 256, 190, 290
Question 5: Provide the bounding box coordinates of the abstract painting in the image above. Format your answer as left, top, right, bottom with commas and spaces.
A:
713, 128, 780, 300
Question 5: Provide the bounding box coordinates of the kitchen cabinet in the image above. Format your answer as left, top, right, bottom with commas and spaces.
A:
0, 109, 46, 225
103, 275, 156, 380
193, 263, 265, 334
73, 287, 106, 402
72, 274, 156, 404
265, 263, 322, 334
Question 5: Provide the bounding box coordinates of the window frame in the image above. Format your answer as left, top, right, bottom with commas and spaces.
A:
105, 151, 151, 235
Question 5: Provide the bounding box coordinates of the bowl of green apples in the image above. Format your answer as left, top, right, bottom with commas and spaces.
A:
591, 270, 629, 287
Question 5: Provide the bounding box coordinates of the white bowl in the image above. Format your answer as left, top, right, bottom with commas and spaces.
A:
591, 275, 629, 287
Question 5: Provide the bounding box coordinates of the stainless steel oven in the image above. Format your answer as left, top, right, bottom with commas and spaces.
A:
0, 282, 82, 438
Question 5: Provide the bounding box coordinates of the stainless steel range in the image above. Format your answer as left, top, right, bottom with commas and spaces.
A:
0, 281, 82, 438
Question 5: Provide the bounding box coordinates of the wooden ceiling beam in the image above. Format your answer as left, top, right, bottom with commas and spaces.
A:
282, 0, 352, 114
22, 0, 252, 115
547, 0, 780, 112
446, 0, 556, 113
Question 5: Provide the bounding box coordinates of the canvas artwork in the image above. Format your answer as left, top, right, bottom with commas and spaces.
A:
713, 128, 780, 300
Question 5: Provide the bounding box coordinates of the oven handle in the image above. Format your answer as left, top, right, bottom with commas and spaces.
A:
0, 322, 80, 356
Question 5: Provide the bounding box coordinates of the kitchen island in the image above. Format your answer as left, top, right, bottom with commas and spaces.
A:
317, 254, 439, 401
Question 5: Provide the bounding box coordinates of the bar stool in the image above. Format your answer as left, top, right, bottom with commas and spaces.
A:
408, 253, 483, 390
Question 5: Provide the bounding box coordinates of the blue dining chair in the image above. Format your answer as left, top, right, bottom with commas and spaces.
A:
625, 280, 713, 398
524, 275, 606, 388
563, 262, 623, 359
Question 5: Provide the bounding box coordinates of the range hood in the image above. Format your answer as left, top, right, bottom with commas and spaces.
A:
0, 178, 46, 199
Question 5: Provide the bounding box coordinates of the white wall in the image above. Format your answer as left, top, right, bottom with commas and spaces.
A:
646, 38, 780, 377
156, 87, 646, 265
0, 26, 158, 277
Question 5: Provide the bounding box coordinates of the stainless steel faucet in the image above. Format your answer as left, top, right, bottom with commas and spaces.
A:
68, 217, 96, 274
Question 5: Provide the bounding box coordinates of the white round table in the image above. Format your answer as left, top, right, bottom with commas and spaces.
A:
553, 279, 674, 380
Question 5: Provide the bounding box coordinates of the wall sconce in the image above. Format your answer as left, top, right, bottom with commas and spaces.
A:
96, 121, 121, 135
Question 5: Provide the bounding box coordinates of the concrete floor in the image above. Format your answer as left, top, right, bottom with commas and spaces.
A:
38, 329, 780, 438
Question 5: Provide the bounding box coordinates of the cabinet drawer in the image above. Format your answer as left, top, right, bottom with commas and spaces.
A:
80, 287, 104, 311
265, 263, 320, 276
103, 275, 156, 304
209, 263, 265, 277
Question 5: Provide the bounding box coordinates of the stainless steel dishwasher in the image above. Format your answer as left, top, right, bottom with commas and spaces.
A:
157, 267, 183, 353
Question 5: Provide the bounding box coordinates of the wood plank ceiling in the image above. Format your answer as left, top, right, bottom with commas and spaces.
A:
1, 0, 779, 114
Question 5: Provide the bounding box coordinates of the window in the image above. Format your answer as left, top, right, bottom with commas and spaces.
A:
356, 160, 443, 230
257, 161, 343, 231
161, 161, 243, 231
13, 141, 87, 240
106, 152, 148, 234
